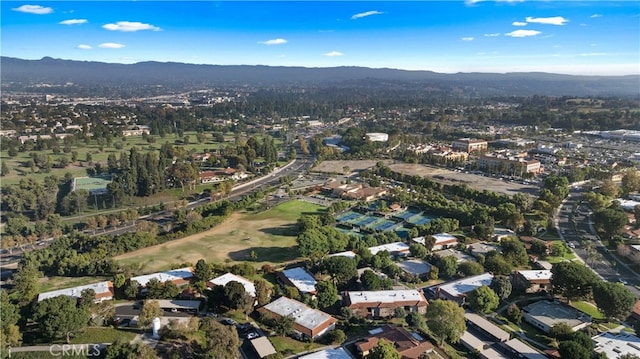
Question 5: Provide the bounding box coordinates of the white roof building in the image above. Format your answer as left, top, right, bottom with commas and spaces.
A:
131, 267, 194, 287
259, 297, 336, 339
208, 273, 256, 297
298, 348, 352, 359
593, 332, 640, 358
37, 281, 115, 302
434, 273, 494, 304
368, 242, 411, 256
516, 270, 553, 282
281, 267, 317, 294
328, 251, 357, 258
345, 290, 427, 306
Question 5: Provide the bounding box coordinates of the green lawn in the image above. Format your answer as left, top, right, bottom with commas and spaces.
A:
249, 200, 326, 222
571, 301, 604, 320
39, 276, 110, 293
69, 327, 136, 344
269, 336, 323, 357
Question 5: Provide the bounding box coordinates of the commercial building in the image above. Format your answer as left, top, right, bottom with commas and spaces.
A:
368, 242, 411, 257
258, 297, 336, 340
593, 332, 640, 358
522, 300, 591, 333
412, 233, 458, 251
279, 267, 317, 295
431, 273, 494, 305
452, 138, 488, 153
512, 270, 552, 294
344, 290, 428, 318
37, 281, 115, 303
477, 153, 541, 175
131, 267, 194, 288
356, 325, 434, 359
366, 132, 389, 142
208, 273, 256, 297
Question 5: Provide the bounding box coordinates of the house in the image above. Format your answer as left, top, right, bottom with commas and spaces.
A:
155, 300, 201, 313
397, 259, 432, 279
467, 242, 501, 258
131, 267, 194, 288
279, 267, 317, 295
368, 242, 411, 257
465, 312, 510, 342
593, 332, 640, 358
430, 273, 494, 305
249, 336, 277, 359
512, 270, 552, 294
501, 338, 547, 359
344, 290, 428, 318
519, 236, 551, 255
432, 249, 475, 263
208, 273, 256, 297
522, 301, 591, 333
356, 325, 434, 359
37, 281, 115, 303
258, 297, 336, 340
412, 233, 458, 251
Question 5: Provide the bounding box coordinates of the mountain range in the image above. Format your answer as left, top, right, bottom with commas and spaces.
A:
2, 56, 639, 97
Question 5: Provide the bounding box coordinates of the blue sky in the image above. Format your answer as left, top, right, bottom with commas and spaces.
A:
2, 1, 639, 75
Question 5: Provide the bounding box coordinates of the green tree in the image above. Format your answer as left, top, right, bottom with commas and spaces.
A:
273, 315, 295, 336
426, 299, 466, 346
1, 161, 10, 176
12, 263, 41, 305
0, 290, 22, 348
316, 281, 338, 309
139, 300, 162, 328
436, 255, 458, 279
550, 322, 574, 340
325, 256, 358, 286
224, 281, 251, 311
123, 279, 141, 299
467, 285, 500, 314
145, 278, 165, 299
254, 279, 271, 306
500, 237, 529, 266
113, 274, 126, 289
33, 295, 90, 343
506, 303, 522, 323
199, 318, 240, 359
457, 261, 484, 277
593, 281, 636, 320
558, 340, 591, 359
369, 339, 400, 359
328, 328, 346, 344
194, 259, 212, 282
406, 311, 426, 330
551, 262, 599, 301
409, 243, 427, 259
104, 338, 158, 359
593, 206, 629, 239
360, 270, 381, 290
490, 276, 513, 301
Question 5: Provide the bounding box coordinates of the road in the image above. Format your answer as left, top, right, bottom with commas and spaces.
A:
555, 185, 640, 297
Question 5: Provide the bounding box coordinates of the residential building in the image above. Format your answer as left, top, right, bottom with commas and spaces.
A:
368, 242, 411, 257
501, 338, 547, 359
356, 325, 434, 359
522, 301, 591, 333
155, 300, 201, 313
452, 138, 488, 153
512, 270, 552, 294
432, 248, 475, 263
208, 273, 256, 297
479, 347, 509, 359
279, 267, 317, 295
298, 348, 352, 359
431, 233, 459, 250
258, 297, 336, 340
460, 330, 487, 352
467, 242, 501, 258
593, 332, 640, 358
431, 273, 494, 305
344, 290, 428, 318
465, 312, 510, 343
397, 259, 432, 279
37, 281, 115, 303
131, 267, 194, 288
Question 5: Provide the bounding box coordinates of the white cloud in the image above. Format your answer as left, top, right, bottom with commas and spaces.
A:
512, 21, 527, 26
324, 51, 344, 57
525, 16, 568, 25
462, 37, 474, 41
580, 52, 608, 57
505, 29, 541, 37
77, 44, 92, 50
259, 38, 287, 45
351, 10, 383, 20
98, 42, 125, 49
12, 4, 53, 14
484, 33, 500, 37
59, 19, 87, 25
102, 21, 161, 32
590, 14, 602, 18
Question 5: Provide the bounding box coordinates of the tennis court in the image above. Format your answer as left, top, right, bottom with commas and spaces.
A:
336, 211, 363, 223
371, 219, 399, 232
72, 176, 113, 194
352, 215, 379, 227
394, 210, 421, 220
406, 213, 435, 226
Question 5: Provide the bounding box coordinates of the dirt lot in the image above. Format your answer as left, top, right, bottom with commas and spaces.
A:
388, 163, 539, 196
312, 159, 394, 174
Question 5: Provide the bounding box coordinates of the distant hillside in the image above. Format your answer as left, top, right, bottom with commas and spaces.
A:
1, 56, 638, 97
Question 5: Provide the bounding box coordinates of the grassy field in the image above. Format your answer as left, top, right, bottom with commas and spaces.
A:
39, 276, 110, 293
115, 200, 324, 273
69, 327, 136, 344
571, 300, 604, 320
269, 336, 323, 357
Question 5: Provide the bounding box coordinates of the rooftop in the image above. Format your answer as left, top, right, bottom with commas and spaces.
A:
517, 270, 552, 282
523, 300, 591, 329
465, 312, 510, 342
155, 300, 201, 310
397, 259, 433, 276
503, 339, 547, 359
209, 273, 256, 297
249, 336, 277, 358
593, 332, 640, 358
432, 233, 458, 244
262, 297, 334, 332
282, 267, 317, 294
131, 267, 194, 287
368, 242, 411, 255
328, 251, 357, 259
298, 348, 352, 359
37, 281, 113, 302
437, 273, 494, 299
346, 290, 427, 305
433, 248, 474, 263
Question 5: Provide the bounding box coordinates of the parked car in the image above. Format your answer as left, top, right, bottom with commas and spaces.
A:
221, 318, 238, 326
246, 332, 259, 340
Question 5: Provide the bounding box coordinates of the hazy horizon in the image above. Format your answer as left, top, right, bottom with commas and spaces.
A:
3, 1, 639, 76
